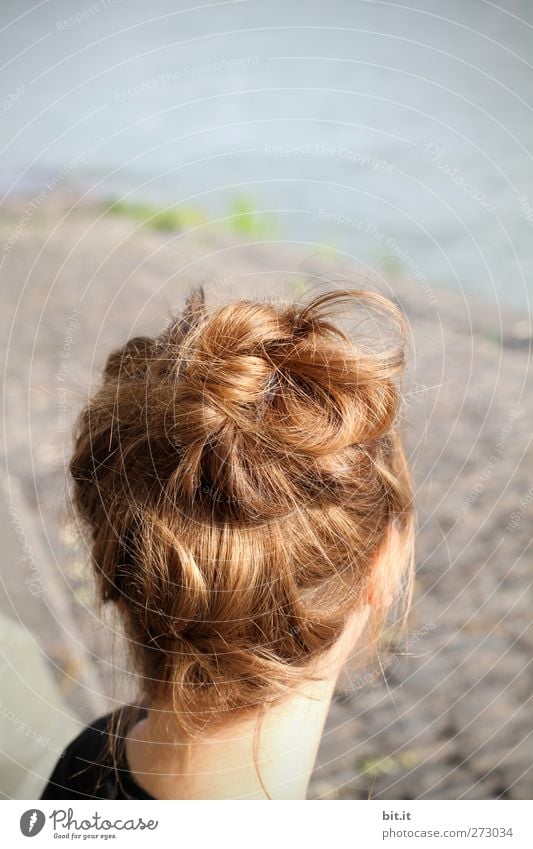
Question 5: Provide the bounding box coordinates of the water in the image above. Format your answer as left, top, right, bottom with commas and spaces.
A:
1, 0, 532, 309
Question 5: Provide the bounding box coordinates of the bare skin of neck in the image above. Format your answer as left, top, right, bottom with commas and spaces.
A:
125, 608, 371, 800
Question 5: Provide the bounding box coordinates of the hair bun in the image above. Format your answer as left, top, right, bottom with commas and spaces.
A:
90, 288, 408, 523
134, 288, 409, 521
177, 289, 405, 437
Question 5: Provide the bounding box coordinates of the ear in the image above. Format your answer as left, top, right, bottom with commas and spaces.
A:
365, 524, 401, 609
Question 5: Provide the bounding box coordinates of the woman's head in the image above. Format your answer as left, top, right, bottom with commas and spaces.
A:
70, 287, 415, 736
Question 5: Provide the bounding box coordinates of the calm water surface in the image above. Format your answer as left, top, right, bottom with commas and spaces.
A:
1, 0, 532, 309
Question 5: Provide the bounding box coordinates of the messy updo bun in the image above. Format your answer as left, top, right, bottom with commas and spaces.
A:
70, 287, 415, 736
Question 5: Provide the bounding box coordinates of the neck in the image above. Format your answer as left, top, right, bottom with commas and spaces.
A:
125, 674, 337, 800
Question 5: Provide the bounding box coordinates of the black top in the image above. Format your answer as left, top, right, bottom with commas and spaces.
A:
40, 707, 155, 800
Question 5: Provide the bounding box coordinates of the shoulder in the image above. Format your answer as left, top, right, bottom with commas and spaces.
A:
40, 706, 148, 800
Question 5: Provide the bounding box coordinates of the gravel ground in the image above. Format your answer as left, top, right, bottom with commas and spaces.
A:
1, 192, 531, 799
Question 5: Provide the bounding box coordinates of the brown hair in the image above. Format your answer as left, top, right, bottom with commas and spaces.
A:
70, 287, 415, 744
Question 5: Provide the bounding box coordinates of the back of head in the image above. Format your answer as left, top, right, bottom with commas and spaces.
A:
70, 287, 415, 735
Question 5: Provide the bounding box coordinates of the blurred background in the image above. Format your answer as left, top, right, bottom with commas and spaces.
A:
0, 0, 531, 799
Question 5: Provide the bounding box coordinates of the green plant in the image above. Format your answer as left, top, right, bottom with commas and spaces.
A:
105, 199, 206, 232
379, 251, 404, 276
229, 196, 278, 237
357, 750, 420, 779
357, 756, 398, 778
105, 195, 279, 238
